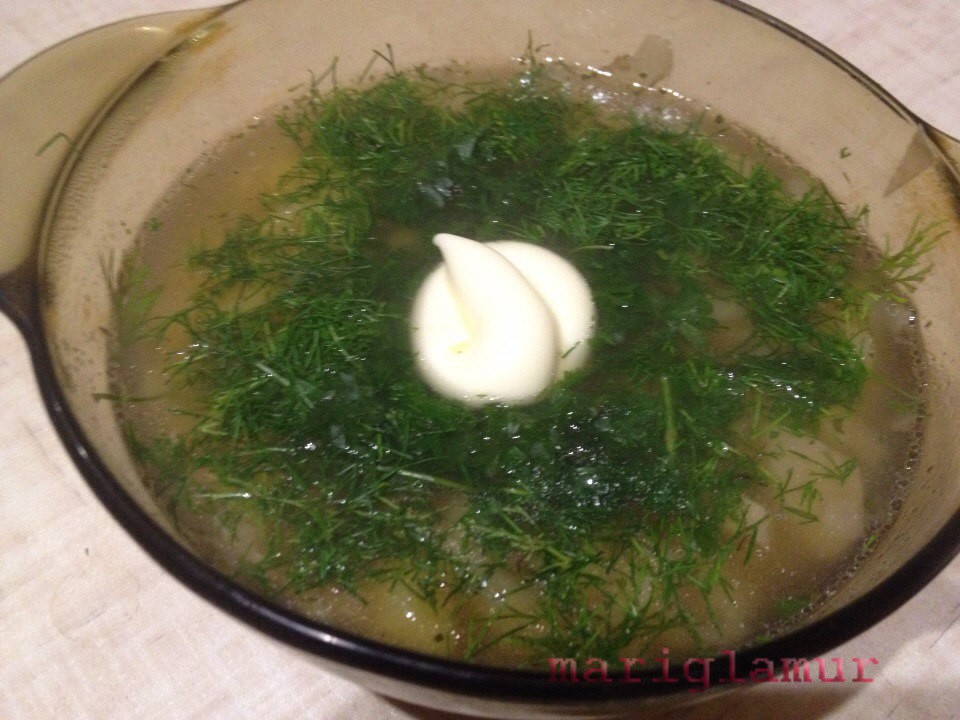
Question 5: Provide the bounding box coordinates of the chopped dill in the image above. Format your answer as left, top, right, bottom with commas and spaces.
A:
114, 53, 933, 665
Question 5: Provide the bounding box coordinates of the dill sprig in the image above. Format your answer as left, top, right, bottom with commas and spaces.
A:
116, 55, 929, 664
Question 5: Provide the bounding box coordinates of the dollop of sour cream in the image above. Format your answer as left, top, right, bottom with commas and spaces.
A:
410, 233, 595, 406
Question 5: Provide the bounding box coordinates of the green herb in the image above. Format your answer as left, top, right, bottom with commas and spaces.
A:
115, 53, 931, 664
775, 594, 811, 619
862, 530, 880, 554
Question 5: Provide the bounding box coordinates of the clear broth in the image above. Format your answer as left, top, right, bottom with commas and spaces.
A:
111, 62, 925, 666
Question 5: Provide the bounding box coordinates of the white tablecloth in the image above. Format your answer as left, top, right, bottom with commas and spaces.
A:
1, 2, 959, 719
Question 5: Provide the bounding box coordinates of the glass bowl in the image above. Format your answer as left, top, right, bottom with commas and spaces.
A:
2, 1, 959, 717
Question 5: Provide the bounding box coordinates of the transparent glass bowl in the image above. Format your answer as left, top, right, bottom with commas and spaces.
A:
2, 1, 960, 717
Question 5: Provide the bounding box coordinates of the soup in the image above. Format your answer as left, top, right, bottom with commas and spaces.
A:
109, 51, 930, 668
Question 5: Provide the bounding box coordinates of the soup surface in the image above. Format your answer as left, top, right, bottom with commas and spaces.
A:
111, 51, 929, 667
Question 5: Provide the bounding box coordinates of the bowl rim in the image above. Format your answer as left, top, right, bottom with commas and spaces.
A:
4, 0, 960, 705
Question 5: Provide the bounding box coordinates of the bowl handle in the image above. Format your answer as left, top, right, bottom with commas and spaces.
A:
925, 123, 960, 184
0, 6, 226, 332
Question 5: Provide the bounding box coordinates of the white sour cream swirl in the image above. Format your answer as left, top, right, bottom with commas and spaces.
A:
410, 233, 595, 406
